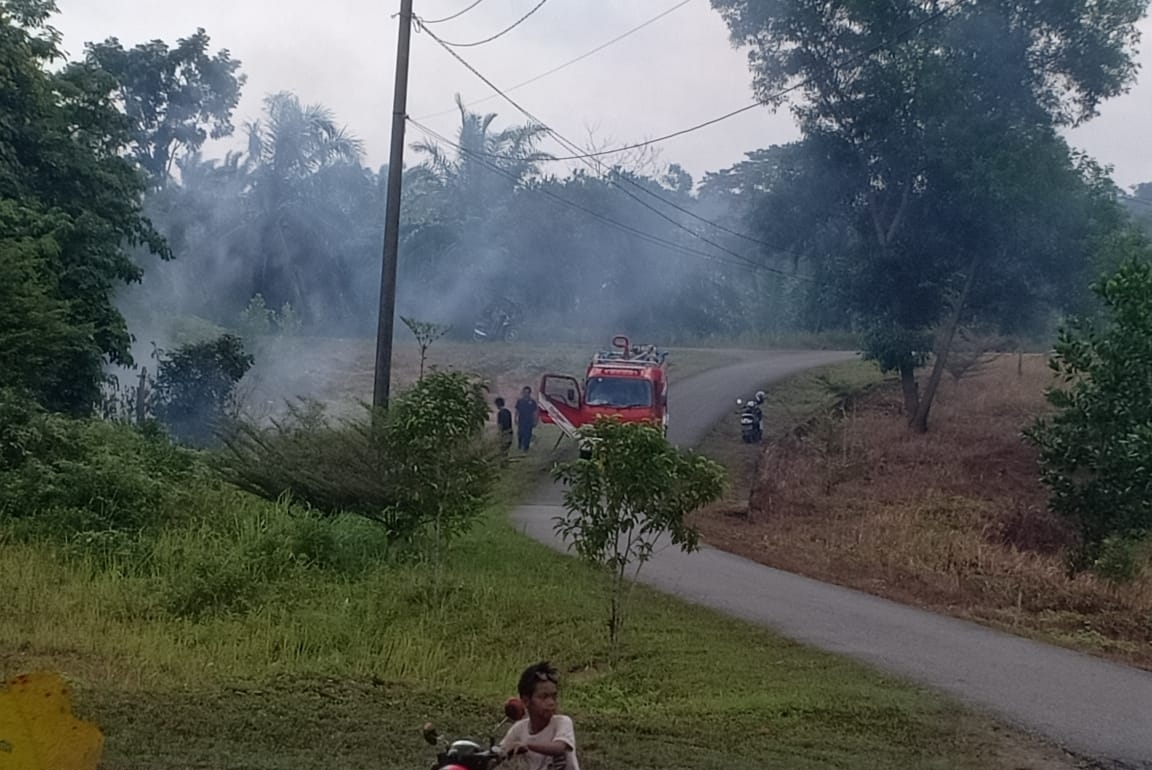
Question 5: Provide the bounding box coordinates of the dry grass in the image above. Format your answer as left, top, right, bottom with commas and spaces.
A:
695, 354, 1152, 669
234, 337, 740, 423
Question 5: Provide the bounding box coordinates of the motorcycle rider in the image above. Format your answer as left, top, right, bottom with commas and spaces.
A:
499, 661, 581, 770
740, 390, 766, 442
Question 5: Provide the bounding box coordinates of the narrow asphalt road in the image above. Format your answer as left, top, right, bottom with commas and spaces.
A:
514, 350, 1152, 770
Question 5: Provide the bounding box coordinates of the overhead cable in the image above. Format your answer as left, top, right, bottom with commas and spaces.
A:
414, 0, 694, 120
426, 0, 550, 48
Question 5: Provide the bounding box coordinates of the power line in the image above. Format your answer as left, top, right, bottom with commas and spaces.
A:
407, 118, 805, 278
427, 0, 550, 48
426, 0, 967, 163
420, 0, 490, 25
609, 167, 801, 254
414, 0, 694, 120
419, 22, 808, 268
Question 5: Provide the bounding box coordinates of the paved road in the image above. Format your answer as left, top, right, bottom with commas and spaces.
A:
514, 350, 1152, 769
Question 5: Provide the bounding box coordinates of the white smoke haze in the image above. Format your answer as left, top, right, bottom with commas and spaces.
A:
68, 1, 1150, 419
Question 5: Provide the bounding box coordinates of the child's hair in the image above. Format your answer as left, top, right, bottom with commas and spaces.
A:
517, 660, 558, 700
495, 397, 506, 407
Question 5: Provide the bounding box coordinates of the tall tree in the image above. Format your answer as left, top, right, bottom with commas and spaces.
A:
84, 28, 245, 186
710, 0, 1146, 428
239, 91, 370, 327
403, 95, 551, 327
0, 0, 167, 414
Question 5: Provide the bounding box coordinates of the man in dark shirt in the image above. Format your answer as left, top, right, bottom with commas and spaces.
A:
514, 386, 538, 452
495, 397, 513, 452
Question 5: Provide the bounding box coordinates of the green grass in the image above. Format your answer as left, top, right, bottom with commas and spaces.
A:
0, 352, 1071, 769
2, 478, 1069, 769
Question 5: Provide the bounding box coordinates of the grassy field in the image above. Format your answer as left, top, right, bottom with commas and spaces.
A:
0, 346, 1089, 770
1, 496, 1080, 770
694, 355, 1152, 671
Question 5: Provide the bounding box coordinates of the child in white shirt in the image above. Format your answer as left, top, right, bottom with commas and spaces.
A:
499, 661, 580, 770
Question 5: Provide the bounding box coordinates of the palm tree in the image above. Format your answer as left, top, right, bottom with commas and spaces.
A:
399, 96, 554, 324
237, 92, 376, 328
410, 94, 552, 216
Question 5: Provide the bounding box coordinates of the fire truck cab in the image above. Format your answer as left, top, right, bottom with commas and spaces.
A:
537, 336, 669, 439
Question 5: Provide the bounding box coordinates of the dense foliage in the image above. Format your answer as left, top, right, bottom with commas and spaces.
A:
1026, 246, 1152, 569
0, 0, 167, 414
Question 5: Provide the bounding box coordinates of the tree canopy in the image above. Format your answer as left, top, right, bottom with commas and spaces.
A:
709, 0, 1148, 427
0, 0, 167, 414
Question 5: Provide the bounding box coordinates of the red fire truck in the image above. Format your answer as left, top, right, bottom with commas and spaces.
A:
537, 336, 669, 441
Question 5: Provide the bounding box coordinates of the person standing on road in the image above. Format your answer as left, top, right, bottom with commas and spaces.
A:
495, 397, 513, 452
515, 386, 538, 452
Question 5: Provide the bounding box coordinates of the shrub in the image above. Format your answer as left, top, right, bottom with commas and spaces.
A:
220, 371, 496, 553
1025, 253, 1152, 569
0, 389, 201, 537
152, 334, 254, 447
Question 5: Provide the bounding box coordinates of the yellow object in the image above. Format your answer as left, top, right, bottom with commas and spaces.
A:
0, 671, 103, 770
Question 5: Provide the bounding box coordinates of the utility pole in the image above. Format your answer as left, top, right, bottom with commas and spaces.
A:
373, 0, 415, 409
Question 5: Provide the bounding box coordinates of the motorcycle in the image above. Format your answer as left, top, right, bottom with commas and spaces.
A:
735, 391, 765, 444
472, 314, 519, 343
422, 697, 525, 770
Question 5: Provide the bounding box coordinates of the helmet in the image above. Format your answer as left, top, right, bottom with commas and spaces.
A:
755, 390, 766, 403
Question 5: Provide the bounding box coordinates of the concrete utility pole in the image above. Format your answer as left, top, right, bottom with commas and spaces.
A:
372, 0, 415, 409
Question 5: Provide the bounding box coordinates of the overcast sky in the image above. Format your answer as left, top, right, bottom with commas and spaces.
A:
53, 0, 1152, 188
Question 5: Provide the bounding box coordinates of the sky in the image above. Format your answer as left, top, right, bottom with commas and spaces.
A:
54, 0, 1152, 188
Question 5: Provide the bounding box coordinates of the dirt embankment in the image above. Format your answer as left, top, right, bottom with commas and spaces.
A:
695, 355, 1152, 669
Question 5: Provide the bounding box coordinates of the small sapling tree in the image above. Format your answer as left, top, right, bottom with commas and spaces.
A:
552, 417, 725, 646
401, 316, 451, 380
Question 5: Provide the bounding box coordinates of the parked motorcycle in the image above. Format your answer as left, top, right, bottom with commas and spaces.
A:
735, 390, 766, 443
472, 313, 519, 343
422, 697, 525, 770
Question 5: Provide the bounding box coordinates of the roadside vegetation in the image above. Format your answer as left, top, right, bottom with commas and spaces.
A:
1, 410, 1081, 770
4, 1, 1152, 768
697, 306, 1152, 669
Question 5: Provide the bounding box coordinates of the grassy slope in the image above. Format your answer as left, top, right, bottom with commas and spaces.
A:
697, 360, 885, 514
0, 347, 1082, 770
695, 355, 1152, 671
1, 507, 1076, 770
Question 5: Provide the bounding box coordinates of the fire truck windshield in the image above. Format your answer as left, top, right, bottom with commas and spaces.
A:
585, 376, 653, 408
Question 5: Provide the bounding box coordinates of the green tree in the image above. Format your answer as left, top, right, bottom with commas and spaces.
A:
240, 91, 371, 326
0, 202, 100, 413
553, 418, 725, 645
152, 334, 254, 447
710, 0, 1145, 427
84, 28, 246, 186
0, 0, 168, 414
1122, 182, 1152, 237
1025, 247, 1152, 570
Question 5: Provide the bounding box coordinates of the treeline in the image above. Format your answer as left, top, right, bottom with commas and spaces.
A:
4, 0, 1152, 424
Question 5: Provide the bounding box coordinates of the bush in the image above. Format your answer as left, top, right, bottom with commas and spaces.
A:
162, 550, 259, 619
220, 371, 496, 553
152, 334, 254, 447
1025, 253, 1152, 569
0, 389, 202, 537
1091, 535, 1152, 584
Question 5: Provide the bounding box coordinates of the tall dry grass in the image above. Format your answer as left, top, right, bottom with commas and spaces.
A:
696, 354, 1152, 667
